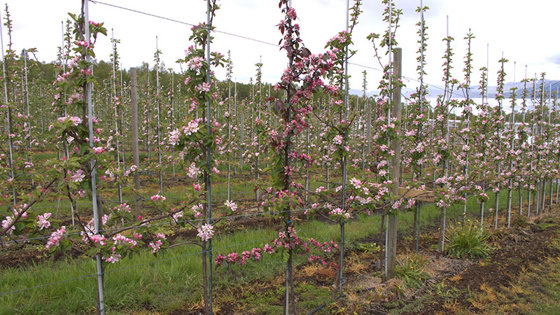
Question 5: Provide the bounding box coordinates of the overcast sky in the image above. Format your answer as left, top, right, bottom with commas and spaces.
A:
4, 0, 560, 93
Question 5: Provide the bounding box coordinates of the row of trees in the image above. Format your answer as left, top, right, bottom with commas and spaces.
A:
1, 0, 559, 314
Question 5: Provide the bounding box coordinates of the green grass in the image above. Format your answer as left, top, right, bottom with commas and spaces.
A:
395, 254, 429, 288
449, 218, 560, 315
445, 219, 492, 259
0, 169, 549, 314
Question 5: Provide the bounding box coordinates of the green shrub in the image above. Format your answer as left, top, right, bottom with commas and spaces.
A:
395, 254, 429, 288
446, 219, 492, 259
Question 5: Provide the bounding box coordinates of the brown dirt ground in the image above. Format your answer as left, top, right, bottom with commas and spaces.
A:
180, 206, 560, 315
398, 211, 560, 315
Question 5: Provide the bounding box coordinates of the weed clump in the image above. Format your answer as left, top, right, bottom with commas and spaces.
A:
395, 254, 429, 288
446, 220, 492, 259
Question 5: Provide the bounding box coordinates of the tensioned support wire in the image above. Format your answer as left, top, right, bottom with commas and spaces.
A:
87, 0, 462, 98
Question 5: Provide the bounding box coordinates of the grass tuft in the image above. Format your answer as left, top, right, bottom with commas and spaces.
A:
446, 219, 492, 259
395, 254, 429, 289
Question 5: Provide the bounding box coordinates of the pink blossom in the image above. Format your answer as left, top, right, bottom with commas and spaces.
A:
150, 194, 166, 202
197, 223, 214, 242
69, 116, 82, 126
172, 211, 183, 223
251, 247, 262, 261
114, 203, 131, 213
224, 200, 238, 212
1, 216, 15, 234
287, 7, 297, 19
191, 204, 203, 216
36, 213, 52, 230
187, 162, 200, 179
57, 116, 82, 126
104, 253, 121, 263
215, 254, 226, 266
349, 178, 362, 189
112, 234, 137, 247
149, 240, 163, 253
406, 199, 416, 208
12, 205, 28, 219
182, 119, 200, 136
193, 183, 202, 191
69, 169, 85, 182
90, 234, 107, 245
227, 252, 239, 263
329, 207, 350, 219
333, 135, 343, 145
264, 243, 275, 254
46, 226, 66, 249
240, 251, 251, 265
195, 82, 211, 93
187, 56, 204, 71
169, 129, 180, 145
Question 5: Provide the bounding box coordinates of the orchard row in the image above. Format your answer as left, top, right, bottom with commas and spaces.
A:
0, 0, 558, 314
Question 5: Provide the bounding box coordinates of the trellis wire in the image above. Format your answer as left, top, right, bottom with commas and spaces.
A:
88, 0, 465, 99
